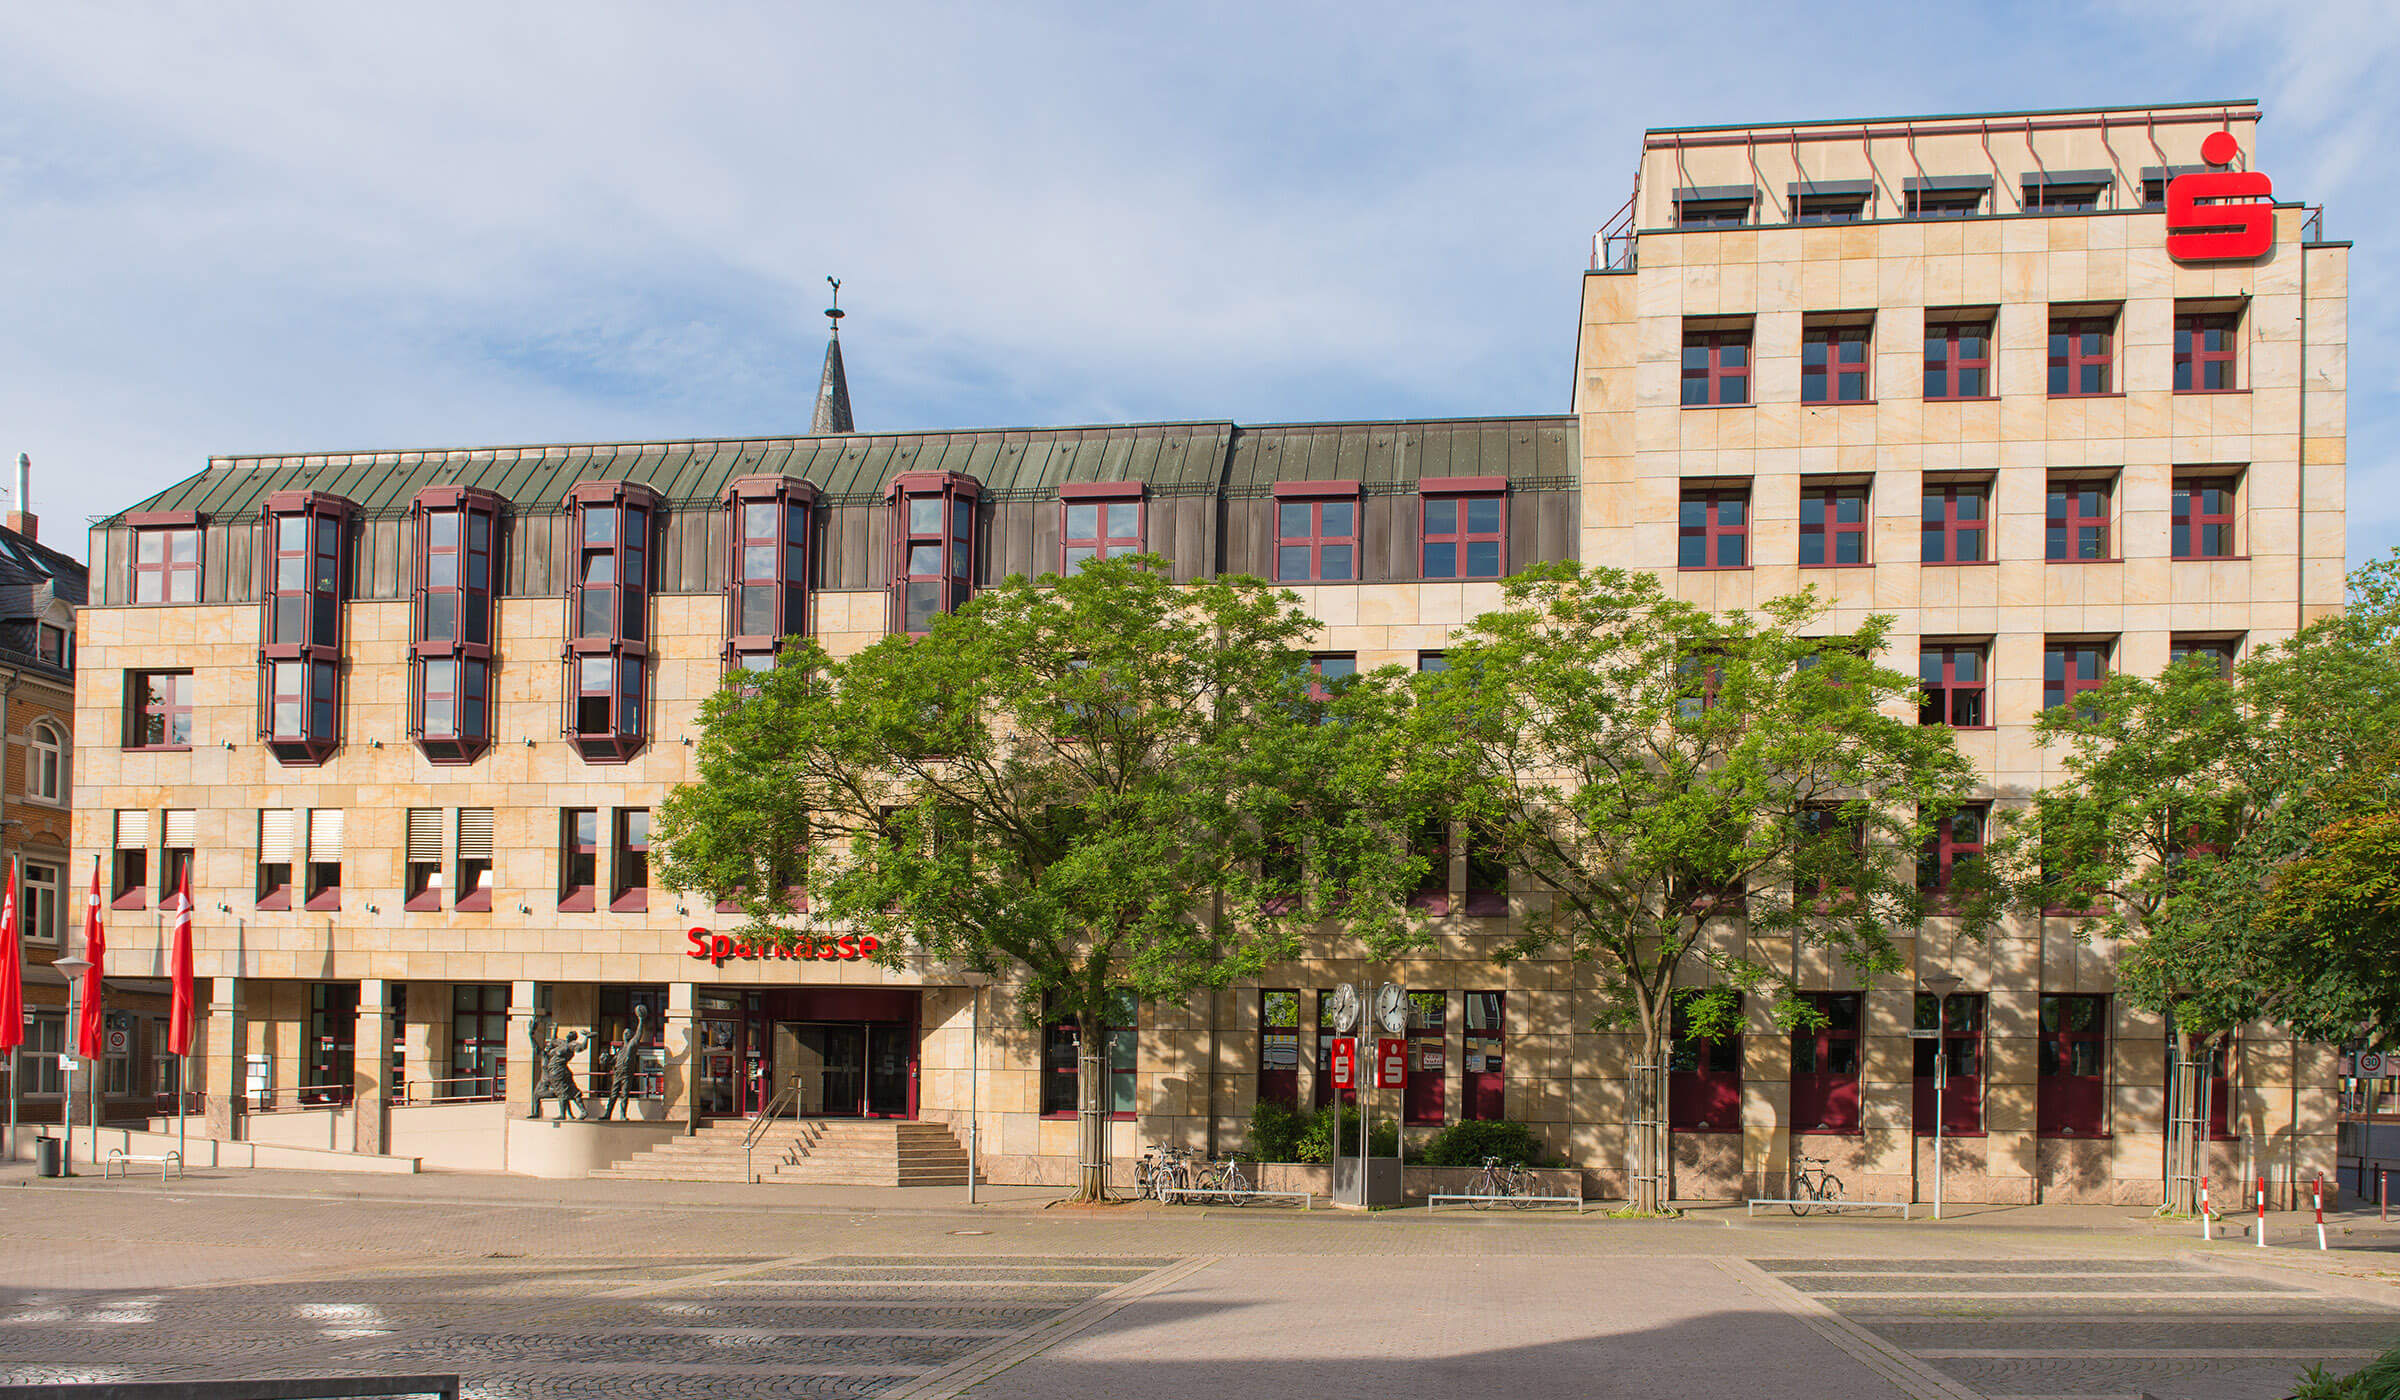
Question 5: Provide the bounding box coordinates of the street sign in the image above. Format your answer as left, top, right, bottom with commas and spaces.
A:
2353, 1051, 2387, 1077
106, 1027, 131, 1053
1329, 1036, 1357, 1090
1376, 1037, 1406, 1089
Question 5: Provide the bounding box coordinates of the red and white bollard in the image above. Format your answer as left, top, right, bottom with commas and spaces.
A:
2316, 1175, 2328, 1251
2201, 1178, 2213, 1241
2256, 1174, 2268, 1248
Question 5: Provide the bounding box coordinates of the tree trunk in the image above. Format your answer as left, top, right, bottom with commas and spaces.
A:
1630, 1016, 1671, 1214
1072, 1045, 1108, 1202
2165, 1029, 2213, 1216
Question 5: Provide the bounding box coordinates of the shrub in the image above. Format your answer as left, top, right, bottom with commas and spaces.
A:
1246, 1098, 1310, 1163
1295, 1103, 1399, 1163
1419, 1118, 1545, 1168
2292, 1343, 2400, 1399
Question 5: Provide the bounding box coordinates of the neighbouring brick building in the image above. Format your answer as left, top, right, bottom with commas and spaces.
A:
58, 100, 2348, 1202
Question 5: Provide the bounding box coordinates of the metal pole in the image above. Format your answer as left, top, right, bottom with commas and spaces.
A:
178, 1053, 188, 1166
966, 985, 978, 1206
61, 974, 77, 1176
1933, 997, 1947, 1221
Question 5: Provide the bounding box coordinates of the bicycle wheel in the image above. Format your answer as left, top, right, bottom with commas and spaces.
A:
1815, 1173, 1844, 1214
1511, 1168, 1537, 1208
1223, 1161, 1250, 1199
1470, 1170, 1499, 1208
1789, 1172, 1814, 1216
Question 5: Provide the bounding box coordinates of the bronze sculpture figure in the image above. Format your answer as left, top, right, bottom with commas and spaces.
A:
528, 1018, 591, 1119
591, 1004, 651, 1121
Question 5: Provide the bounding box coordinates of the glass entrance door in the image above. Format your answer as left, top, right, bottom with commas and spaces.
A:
783, 1023, 867, 1116
867, 1024, 913, 1117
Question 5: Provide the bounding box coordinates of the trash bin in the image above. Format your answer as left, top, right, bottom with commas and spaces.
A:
34, 1136, 61, 1178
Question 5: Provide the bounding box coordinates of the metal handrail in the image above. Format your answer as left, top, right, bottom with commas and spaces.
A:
744, 1081, 800, 1183
243, 1084, 356, 1113
397, 1077, 506, 1107
0, 1377, 460, 1400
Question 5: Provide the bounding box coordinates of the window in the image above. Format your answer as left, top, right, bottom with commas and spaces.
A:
2046, 477, 2113, 560
612, 809, 651, 913
456, 808, 495, 912
1409, 817, 1450, 913
1259, 990, 1301, 1108
257, 808, 296, 910
103, 1012, 135, 1096
1404, 991, 1446, 1125
1315, 991, 1357, 1108
888, 471, 979, 634
1416, 651, 1449, 673
2048, 310, 2117, 395
411, 486, 500, 764
2140, 165, 2203, 210
2170, 636, 2240, 677
127, 670, 193, 749
2044, 640, 2111, 714
450, 983, 509, 1100
1669, 993, 1742, 1132
1915, 992, 1986, 1135
112, 809, 148, 910
1675, 652, 1722, 718
1678, 487, 1749, 568
1059, 484, 1142, 575
563, 481, 656, 761
1302, 653, 1355, 717
1275, 489, 1359, 582
1917, 805, 1988, 897
1681, 326, 1751, 406
1673, 189, 1751, 228
155, 807, 193, 902
1922, 482, 1990, 563
1420, 489, 1504, 579
306, 982, 358, 1105
24, 1013, 63, 1094
571, 655, 645, 761
21, 861, 59, 943
1799, 485, 1868, 566
1796, 803, 1865, 902
304, 809, 341, 910
1923, 316, 1992, 399
258, 492, 351, 765
404, 808, 443, 911
2023, 175, 2108, 211
1463, 824, 1507, 917
1790, 185, 1868, 223
2175, 309, 2241, 392
1801, 321, 1871, 403
1042, 989, 1138, 1118
36, 622, 66, 667
2172, 475, 2239, 559
131, 521, 200, 603
1905, 181, 1986, 219
25, 721, 64, 804
724, 475, 815, 668
561, 808, 600, 912
1790, 992, 1862, 1132
1463, 991, 1504, 1122
592, 986, 667, 1098
2038, 994, 2109, 1136
1919, 644, 1990, 728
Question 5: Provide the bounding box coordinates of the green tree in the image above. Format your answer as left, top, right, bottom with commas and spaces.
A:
1404, 563, 1988, 1212
654, 556, 1422, 1201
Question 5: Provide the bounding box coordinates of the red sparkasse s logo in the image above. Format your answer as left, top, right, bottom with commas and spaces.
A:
2165, 130, 2274, 263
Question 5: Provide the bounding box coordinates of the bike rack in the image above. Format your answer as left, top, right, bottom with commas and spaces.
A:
1427, 1193, 1588, 1213
1156, 1187, 1313, 1209
1744, 1198, 1915, 1217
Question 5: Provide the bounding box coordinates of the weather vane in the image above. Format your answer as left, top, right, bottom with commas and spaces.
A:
826, 276, 843, 333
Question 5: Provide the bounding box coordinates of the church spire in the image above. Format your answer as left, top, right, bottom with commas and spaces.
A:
813, 275, 855, 435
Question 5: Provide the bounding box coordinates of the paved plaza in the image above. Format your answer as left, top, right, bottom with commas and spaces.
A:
2, 1166, 2397, 1399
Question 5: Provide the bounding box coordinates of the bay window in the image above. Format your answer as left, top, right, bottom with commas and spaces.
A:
411, 486, 502, 764
259, 492, 351, 765
725, 475, 816, 670
888, 471, 980, 634
565, 481, 657, 761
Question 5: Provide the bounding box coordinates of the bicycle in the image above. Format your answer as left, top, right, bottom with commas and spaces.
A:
1203, 1155, 1252, 1203
1469, 1155, 1531, 1208
1138, 1144, 1195, 1201
1789, 1152, 1845, 1216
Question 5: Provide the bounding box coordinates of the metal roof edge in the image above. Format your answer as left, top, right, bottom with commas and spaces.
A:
1644, 98, 2261, 139
202, 420, 1246, 469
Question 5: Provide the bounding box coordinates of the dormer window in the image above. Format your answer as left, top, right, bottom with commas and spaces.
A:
258, 491, 353, 765
887, 471, 979, 635
129, 512, 203, 603
411, 486, 502, 765
724, 475, 816, 671
564, 481, 658, 761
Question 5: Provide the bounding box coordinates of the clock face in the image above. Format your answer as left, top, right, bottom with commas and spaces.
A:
1328, 983, 1360, 1033
1374, 983, 1409, 1034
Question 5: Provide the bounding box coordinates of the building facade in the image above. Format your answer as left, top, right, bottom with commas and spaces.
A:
67, 100, 2348, 1201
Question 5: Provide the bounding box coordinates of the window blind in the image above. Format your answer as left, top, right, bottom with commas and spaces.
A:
457, 808, 494, 860
259, 809, 297, 863
308, 809, 345, 860
115, 810, 150, 849
405, 809, 443, 864
163, 809, 197, 850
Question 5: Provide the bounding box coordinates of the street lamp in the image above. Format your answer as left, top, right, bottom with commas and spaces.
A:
51, 951, 87, 1177
958, 970, 991, 1206
1921, 972, 1963, 1220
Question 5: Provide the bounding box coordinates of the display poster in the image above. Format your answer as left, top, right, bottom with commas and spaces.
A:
1376, 1037, 1407, 1088
1329, 1036, 1358, 1089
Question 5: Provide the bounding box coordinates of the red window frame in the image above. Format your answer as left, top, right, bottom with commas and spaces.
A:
1463, 991, 1504, 1122
1790, 992, 1862, 1133
113, 812, 149, 910
560, 808, 600, 913
1274, 483, 1360, 583
1404, 991, 1446, 1126
1041, 990, 1137, 1120
1921, 483, 1990, 563
1801, 323, 1870, 403
2044, 640, 2110, 713
1306, 653, 1356, 704
1258, 990, 1301, 1109
129, 516, 202, 604
1409, 817, 1450, 913
2174, 311, 2240, 392
564, 481, 657, 762
1913, 992, 1985, 1135
2037, 994, 2109, 1136
1463, 823, 1507, 917
1918, 805, 1988, 897
2170, 636, 2239, 677
1420, 478, 1505, 580
456, 809, 494, 913
1314, 992, 1357, 1109
1059, 482, 1143, 576
404, 808, 443, 912
888, 471, 979, 634
1681, 328, 1751, 406
1918, 644, 1990, 728
1669, 994, 1742, 1133
302, 809, 341, 912
1923, 319, 1992, 400
264, 479, 352, 766
2047, 314, 2116, 396
2045, 479, 2113, 561
612, 809, 650, 914
1796, 803, 1864, 903
258, 809, 296, 911
2172, 476, 2239, 559
1799, 485, 1869, 566
725, 475, 816, 668
1678, 488, 1749, 569
129, 670, 193, 750
412, 486, 502, 764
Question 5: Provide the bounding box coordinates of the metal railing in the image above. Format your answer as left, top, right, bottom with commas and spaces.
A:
397, 1077, 506, 1107
242, 1084, 355, 1113
0, 1378, 458, 1400
1590, 194, 1638, 272
745, 1080, 800, 1182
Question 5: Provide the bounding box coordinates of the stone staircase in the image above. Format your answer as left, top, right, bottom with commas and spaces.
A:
590, 1117, 972, 1186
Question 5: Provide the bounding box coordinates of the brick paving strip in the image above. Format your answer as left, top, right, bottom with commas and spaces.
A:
876, 1256, 1217, 1400
1715, 1257, 1990, 1400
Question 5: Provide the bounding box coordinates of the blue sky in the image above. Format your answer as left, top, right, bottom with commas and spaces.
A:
1, 3, 2392, 567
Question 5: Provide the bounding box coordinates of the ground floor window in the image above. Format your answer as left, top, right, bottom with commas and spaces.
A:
1259, 990, 1300, 1108
22, 1013, 63, 1094
1913, 992, 1984, 1135
1042, 990, 1136, 1118
102, 1012, 135, 1095
308, 982, 358, 1105
1790, 992, 1861, 1132
1463, 992, 1504, 1121
1315, 990, 1355, 1108
1405, 991, 1446, 1125
1669, 993, 1742, 1132
2038, 994, 2109, 1137
390, 984, 409, 1091
593, 985, 668, 1096
450, 983, 508, 1100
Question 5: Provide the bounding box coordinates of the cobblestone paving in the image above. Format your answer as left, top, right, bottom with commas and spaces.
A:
0, 1252, 1178, 1399
1763, 1256, 2400, 1400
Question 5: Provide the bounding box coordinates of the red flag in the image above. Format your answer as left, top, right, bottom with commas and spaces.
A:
75, 858, 105, 1060
0, 859, 21, 1054
167, 869, 196, 1056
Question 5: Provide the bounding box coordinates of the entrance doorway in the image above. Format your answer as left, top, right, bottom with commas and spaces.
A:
774, 1022, 913, 1117
691, 987, 921, 1123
